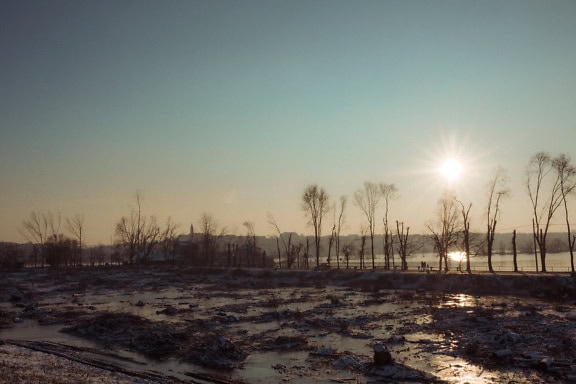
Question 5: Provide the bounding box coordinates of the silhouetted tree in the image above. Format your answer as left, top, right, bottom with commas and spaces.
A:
301, 184, 330, 267
267, 213, 291, 268
45, 234, 76, 268
486, 166, 509, 273
342, 243, 354, 269
354, 182, 381, 269
512, 230, 518, 272
159, 217, 179, 263
327, 223, 336, 267
380, 184, 398, 269
527, 152, 564, 272
552, 154, 576, 272
243, 221, 256, 266
427, 190, 461, 272
358, 226, 368, 269
65, 214, 84, 266
457, 200, 472, 273
114, 191, 161, 264
20, 211, 60, 267
334, 195, 347, 269
198, 213, 226, 266
396, 221, 409, 270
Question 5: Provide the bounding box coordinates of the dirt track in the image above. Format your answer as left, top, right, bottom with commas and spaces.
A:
1, 266, 576, 383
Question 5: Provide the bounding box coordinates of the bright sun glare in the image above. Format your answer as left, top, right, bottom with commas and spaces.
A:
440, 158, 464, 181
448, 251, 466, 263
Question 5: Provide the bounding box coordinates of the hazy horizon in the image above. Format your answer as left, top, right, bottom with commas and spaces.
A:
2, 1, 576, 245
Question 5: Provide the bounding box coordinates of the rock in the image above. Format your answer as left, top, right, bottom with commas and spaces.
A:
332, 354, 367, 371
135, 300, 145, 307
537, 357, 554, 371
387, 335, 405, 344
312, 346, 338, 356
156, 306, 178, 316
492, 349, 513, 359
373, 343, 392, 366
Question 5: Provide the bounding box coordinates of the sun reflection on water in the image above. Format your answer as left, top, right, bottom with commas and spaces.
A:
441, 293, 476, 308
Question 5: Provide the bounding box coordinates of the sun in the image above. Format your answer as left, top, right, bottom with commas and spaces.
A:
440, 158, 464, 181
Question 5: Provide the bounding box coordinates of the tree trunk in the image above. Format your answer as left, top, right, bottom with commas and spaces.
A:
539, 229, 547, 272
571, 235, 575, 273
487, 233, 494, 273
512, 230, 518, 272
370, 233, 375, 269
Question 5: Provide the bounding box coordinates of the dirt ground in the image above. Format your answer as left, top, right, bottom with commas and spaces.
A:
1, 266, 576, 383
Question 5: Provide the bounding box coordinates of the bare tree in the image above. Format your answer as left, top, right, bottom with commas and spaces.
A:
342, 243, 354, 269
334, 195, 347, 269
395, 221, 410, 270
457, 200, 472, 273
512, 229, 518, 272
301, 184, 330, 267
65, 214, 84, 266
20, 212, 49, 267
114, 192, 161, 264
354, 182, 382, 269
486, 166, 509, 273
527, 152, 564, 272
267, 213, 291, 269
44, 233, 76, 268
358, 225, 368, 269
20, 211, 61, 267
159, 217, 179, 263
427, 190, 461, 272
327, 223, 336, 267
243, 221, 257, 266
198, 213, 227, 266
552, 154, 576, 272
47, 212, 62, 240
379, 184, 397, 269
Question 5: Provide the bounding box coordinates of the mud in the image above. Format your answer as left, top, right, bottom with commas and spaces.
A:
1, 266, 576, 383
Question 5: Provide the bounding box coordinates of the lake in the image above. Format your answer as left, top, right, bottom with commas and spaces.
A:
339, 252, 576, 273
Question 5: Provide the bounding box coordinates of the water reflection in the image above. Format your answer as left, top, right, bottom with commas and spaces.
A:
440, 293, 477, 308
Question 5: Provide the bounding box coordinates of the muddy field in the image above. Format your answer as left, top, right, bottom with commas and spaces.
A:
1, 266, 576, 383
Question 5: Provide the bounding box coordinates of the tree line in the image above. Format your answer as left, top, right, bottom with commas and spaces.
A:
13, 151, 576, 273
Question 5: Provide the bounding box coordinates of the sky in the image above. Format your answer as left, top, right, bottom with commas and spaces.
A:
2, 0, 576, 245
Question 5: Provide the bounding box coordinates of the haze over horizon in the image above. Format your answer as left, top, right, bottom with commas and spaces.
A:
2, 1, 576, 245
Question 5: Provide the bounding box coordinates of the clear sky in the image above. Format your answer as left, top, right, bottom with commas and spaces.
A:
2, 0, 576, 245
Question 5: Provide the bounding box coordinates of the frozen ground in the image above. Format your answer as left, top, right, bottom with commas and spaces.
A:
1, 266, 576, 383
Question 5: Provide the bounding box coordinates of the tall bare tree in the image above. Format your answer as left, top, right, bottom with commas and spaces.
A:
20, 211, 60, 267
115, 192, 161, 264
243, 221, 257, 266
354, 182, 382, 269
334, 195, 347, 269
159, 217, 179, 263
427, 190, 461, 272
327, 223, 336, 268
396, 221, 410, 270
457, 200, 472, 273
267, 213, 289, 269
301, 184, 330, 267
65, 214, 84, 266
20, 211, 49, 267
198, 213, 227, 266
486, 166, 509, 273
358, 225, 368, 269
552, 154, 576, 272
527, 152, 564, 272
380, 184, 398, 269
